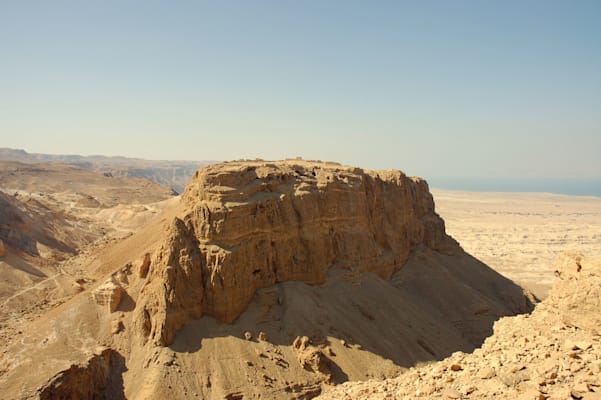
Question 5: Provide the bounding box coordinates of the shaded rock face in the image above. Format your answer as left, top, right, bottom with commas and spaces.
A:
38, 348, 126, 400
0, 191, 76, 256
0, 192, 39, 255
134, 161, 460, 346
315, 252, 601, 400
133, 218, 204, 346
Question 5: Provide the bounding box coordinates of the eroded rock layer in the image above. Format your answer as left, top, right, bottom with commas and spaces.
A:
135, 161, 460, 345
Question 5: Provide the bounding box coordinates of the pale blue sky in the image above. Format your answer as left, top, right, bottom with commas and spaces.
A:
1, 1, 600, 179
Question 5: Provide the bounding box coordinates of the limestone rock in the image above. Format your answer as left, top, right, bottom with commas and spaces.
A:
92, 278, 125, 313
550, 253, 601, 334
477, 366, 496, 379
293, 336, 331, 379
133, 218, 203, 345
134, 160, 460, 345
553, 252, 585, 279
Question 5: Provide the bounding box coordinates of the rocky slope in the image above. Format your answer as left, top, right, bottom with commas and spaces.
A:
0, 147, 213, 193
316, 252, 601, 400
0, 161, 178, 366
0, 160, 534, 400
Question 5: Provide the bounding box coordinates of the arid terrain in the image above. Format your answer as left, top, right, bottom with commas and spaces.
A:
317, 252, 601, 399
0, 160, 178, 359
0, 155, 598, 400
0, 148, 214, 193
434, 190, 601, 299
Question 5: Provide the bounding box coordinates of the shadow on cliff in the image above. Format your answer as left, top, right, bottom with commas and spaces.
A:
168, 247, 535, 372
38, 349, 128, 400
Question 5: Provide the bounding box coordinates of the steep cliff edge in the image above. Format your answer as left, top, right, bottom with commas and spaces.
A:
134, 160, 462, 346
0, 160, 536, 400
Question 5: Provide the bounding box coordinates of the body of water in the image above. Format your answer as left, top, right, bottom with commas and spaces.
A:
428, 177, 601, 198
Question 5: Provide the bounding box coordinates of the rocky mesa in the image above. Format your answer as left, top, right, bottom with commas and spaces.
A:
134, 160, 462, 346
0, 160, 535, 400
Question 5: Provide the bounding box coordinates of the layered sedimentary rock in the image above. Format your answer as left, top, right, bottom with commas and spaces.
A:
134, 160, 460, 346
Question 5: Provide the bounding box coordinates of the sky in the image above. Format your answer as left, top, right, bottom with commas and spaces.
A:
1, 0, 600, 180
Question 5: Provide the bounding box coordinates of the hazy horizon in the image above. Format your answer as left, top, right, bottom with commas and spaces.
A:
1, 146, 599, 197
1, 1, 600, 180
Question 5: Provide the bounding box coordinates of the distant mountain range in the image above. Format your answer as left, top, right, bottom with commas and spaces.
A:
0, 148, 217, 193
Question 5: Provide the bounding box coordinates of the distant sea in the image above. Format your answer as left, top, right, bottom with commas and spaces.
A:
428, 178, 601, 198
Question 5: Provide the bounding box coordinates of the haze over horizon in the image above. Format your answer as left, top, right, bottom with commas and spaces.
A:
1, 1, 600, 180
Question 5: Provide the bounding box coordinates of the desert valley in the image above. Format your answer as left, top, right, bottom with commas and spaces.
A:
3, 1, 599, 398
0, 150, 599, 399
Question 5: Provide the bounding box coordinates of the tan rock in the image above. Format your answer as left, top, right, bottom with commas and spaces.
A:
442, 387, 461, 398
37, 348, 121, 399
477, 367, 496, 379
133, 161, 463, 345
92, 278, 125, 313
571, 390, 585, 399
553, 252, 584, 279
297, 347, 330, 378
292, 335, 330, 380
111, 320, 124, 334
139, 253, 151, 278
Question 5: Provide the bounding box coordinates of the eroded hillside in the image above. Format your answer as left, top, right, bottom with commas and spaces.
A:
0, 160, 534, 400
0, 161, 177, 361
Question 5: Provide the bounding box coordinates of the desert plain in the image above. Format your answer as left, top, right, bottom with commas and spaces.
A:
433, 189, 601, 299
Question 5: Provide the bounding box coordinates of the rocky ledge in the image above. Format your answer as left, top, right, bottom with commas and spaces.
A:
133, 160, 461, 346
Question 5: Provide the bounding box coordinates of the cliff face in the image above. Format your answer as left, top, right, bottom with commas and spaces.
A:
135, 160, 460, 345
0, 159, 538, 400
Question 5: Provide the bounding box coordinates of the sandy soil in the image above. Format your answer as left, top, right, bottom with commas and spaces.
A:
433, 189, 601, 298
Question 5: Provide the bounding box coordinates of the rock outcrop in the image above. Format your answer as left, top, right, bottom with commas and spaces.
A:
37, 348, 126, 400
134, 160, 460, 345
0, 191, 39, 255
293, 336, 332, 380
316, 252, 601, 399
92, 278, 125, 313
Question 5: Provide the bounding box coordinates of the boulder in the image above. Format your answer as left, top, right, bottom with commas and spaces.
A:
92, 279, 125, 313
